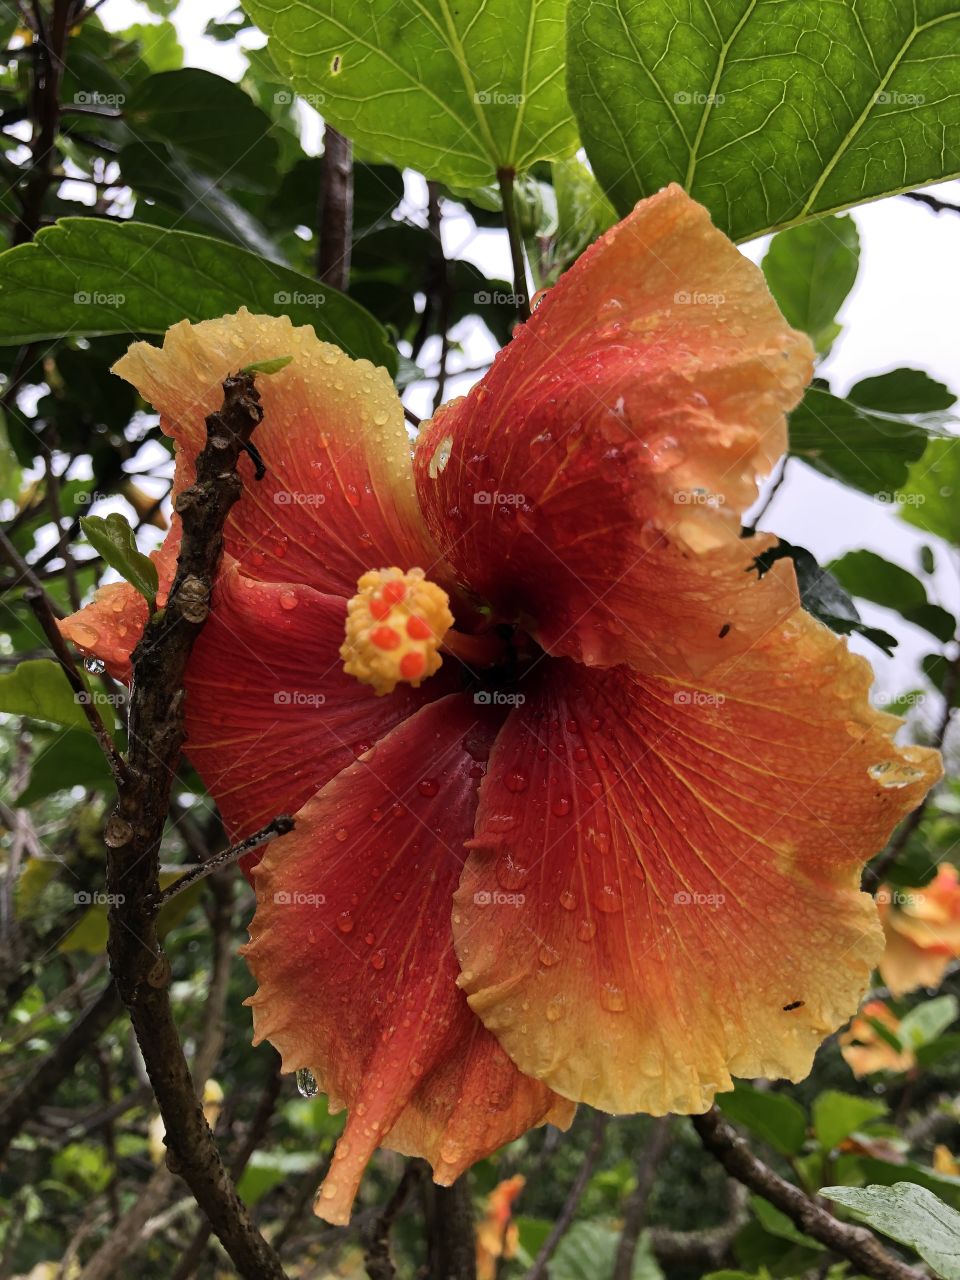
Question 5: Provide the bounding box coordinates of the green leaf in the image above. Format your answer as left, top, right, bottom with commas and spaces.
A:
899, 439, 960, 544
119, 21, 184, 73
16, 730, 116, 806
829, 549, 956, 642
898, 995, 959, 1049
244, 0, 578, 187
850, 369, 956, 415
125, 69, 278, 190
0, 218, 395, 372
0, 660, 94, 731
789, 387, 929, 496
812, 1091, 887, 1152
241, 355, 293, 376
80, 513, 158, 608
551, 1221, 663, 1280
717, 1084, 807, 1156
752, 540, 897, 655
762, 215, 859, 355
568, 0, 960, 242
823, 1183, 960, 1279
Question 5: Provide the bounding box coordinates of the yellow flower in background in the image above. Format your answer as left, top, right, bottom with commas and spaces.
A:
878, 866, 960, 996
476, 1175, 526, 1280
839, 1000, 916, 1078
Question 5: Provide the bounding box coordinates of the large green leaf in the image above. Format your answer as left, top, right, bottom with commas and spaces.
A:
789, 387, 930, 495
244, 0, 578, 186
124, 69, 279, 190
717, 1083, 807, 1157
829, 549, 955, 642
0, 660, 97, 731
823, 1183, 960, 1279
812, 1091, 887, 1152
568, 0, 960, 241
762, 215, 859, 355
899, 438, 960, 544
0, 219, 395, 371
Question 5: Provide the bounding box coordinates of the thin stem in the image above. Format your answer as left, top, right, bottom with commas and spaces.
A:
150, 815, 295, 909
497, 166, 531, 323
612, 1118, 673, 1280
526, 1114, 608, 1280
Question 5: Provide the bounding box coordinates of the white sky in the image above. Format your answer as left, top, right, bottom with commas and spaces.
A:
96, 0, 960, 705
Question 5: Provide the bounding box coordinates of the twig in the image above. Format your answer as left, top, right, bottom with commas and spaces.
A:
15, 0, 71, 244
692, 1107, 926, 1280
24, 586, 128, 783
497, 167, 530, 323
430, 1176, 477, 1280
903, 191, 960, 216
404, 405, 422, 429
101, 371, 287, 1280
149, 815, 294, 909
612, 1118, 673, 1280
170, 1053, 285, 1280
526, 1113, 608, 1280
864, 644, 959, 892
0, 982, 121, 1159
316, 125, 353, 290
363, 1160, 424, 1280
743, 456, 788, 534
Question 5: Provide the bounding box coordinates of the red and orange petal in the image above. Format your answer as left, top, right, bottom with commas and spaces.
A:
452, 612, 939, 1115
180, 561, 458, 842
242, 695, 573, 1226
839, 1000, 915, 1078
414, 184, 813, 678
60, 309, 448, 676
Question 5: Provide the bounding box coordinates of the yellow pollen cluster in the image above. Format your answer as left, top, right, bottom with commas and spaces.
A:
340, 567, 453, 696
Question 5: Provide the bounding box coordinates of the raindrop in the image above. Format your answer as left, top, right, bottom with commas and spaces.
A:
336, 910, 355, 934
559, 889, 577, 911
296, 1067, 319, 1097
83, 656, 105, 675
418, 778, 439, 798
279, 589, 298, 611
600, 983, 626, 1013
503, 769, 529, 794
596, 884, 623, 913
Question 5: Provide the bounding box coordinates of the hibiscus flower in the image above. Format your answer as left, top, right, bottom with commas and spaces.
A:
60, 184, 939, 1225
877, 865, 960, 996
839, 999, 916, 1078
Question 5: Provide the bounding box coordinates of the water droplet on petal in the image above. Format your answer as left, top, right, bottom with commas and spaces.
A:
296, 1067, 319, 1097
600, 983, 626, 1013
83, 656, 106, 675
559, 889, 577, 911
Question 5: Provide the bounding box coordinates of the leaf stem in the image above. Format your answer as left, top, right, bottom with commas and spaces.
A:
498, 166, 531, 322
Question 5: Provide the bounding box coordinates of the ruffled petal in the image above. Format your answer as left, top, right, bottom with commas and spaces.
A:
61, 309, 444, 677
452, 614, 939, 1114
182, 561, 457, 840
414, 184, 812, 676
242, 695, 572, 1225
877, 865, 960, 996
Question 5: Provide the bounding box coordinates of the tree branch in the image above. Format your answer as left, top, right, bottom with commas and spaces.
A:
692, 1107, 926, 1280
612, 1118, 673, 1280
98, 371, 288, 1280
316, 125, 353, 290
